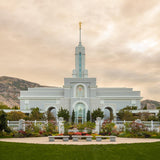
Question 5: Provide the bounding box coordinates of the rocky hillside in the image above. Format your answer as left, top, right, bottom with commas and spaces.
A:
0, 76, 46, 107
141, 99, 160, 109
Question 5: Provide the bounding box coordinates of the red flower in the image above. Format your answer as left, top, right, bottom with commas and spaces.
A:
58, 133, 63, 136
74, 132, 82, 135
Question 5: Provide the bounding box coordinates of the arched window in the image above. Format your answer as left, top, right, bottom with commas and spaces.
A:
104, 107, 113, 120
75, 103, 86, 123
48, 107, 57, 119
76, 85, 84, 97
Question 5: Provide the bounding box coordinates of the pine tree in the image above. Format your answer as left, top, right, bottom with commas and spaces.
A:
58, 107, 70, 122
91, 108, 104, 122
87, 110, 90, 121
71, 110, 75, 123
143, 104, 147, 110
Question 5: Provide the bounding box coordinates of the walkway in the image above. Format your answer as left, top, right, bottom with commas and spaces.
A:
1, 137, 160, 145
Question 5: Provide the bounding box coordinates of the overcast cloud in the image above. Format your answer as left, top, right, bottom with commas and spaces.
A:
0, 0, 160, 101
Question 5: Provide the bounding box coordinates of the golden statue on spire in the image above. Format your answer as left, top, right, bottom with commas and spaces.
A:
79, 22, 82, 29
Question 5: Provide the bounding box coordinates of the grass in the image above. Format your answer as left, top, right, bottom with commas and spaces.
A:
0, 141, 160, 160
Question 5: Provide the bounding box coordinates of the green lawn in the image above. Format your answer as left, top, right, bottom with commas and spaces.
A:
0, 141, 160, 160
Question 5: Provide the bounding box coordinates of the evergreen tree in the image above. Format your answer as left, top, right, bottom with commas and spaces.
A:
71, 110, 75, 123
91, 108, 104, 122
58, 107, 70, 122
87, 110, 90, 121
157, 110, 160, 121
0, 110, 10, 132
143, 104, 147, 110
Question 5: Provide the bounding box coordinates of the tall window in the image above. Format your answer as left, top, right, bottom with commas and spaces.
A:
79, 52, 82, 77
76, 85, 84, 97
75, 103, 86, 123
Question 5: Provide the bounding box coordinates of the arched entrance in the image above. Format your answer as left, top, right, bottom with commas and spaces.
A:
74, 103, 86, 123
104, 107, 114, 120
47, 107, 57, 120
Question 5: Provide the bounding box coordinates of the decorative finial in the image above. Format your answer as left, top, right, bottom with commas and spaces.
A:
79, 22, 82, 29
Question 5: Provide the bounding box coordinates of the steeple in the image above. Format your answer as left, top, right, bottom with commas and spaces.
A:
79, 22, 82, 45
72, 22, 88, 78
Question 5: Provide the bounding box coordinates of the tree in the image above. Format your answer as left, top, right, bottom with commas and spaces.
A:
87, 110, 90, 121
117, 110, 135, 121
30, 107, 43, 120
157, 110, 160, 121
7, 111, 26, 121
0, 102, 10, 109
12, 106, 19, 110
123, 106, 137, 110
91, 108, 104, 122
143, 104, 147, 110
0, 110, 10, 132
58, 107, 69, 122
110, 111, 114, 120
71, 110, 75, 123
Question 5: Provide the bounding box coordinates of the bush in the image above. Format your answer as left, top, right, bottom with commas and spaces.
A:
101, 121, 115, 135
129, 121, 145, 134
85, 121, 95, 134
77, 123, 86, 132
45, 121, 57, 134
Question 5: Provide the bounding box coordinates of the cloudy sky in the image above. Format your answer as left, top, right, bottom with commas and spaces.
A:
0, 0, 160, 101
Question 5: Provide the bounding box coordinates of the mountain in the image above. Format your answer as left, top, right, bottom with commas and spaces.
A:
0, 76, 47, 107
141, 99, 160, 109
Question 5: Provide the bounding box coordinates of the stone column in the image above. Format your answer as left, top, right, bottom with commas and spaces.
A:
95, 117, 101, 134
58, 117, 64, 134
19, 119, 25, 131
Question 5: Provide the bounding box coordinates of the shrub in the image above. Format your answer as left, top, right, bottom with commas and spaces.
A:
101, 121, 115, 135
129, 121, 145, 134
85, 121, 95, 134
45, 121, 57, 134
77, 123, 85, 132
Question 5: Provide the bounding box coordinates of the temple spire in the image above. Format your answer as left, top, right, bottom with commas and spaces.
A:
72, 22, 88, 78
79, 22, 82, 45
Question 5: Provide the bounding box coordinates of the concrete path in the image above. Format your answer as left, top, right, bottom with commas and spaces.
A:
1, 137, 160, 145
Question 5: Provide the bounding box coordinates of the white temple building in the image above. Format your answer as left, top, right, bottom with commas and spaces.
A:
19, 22, 142, 122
